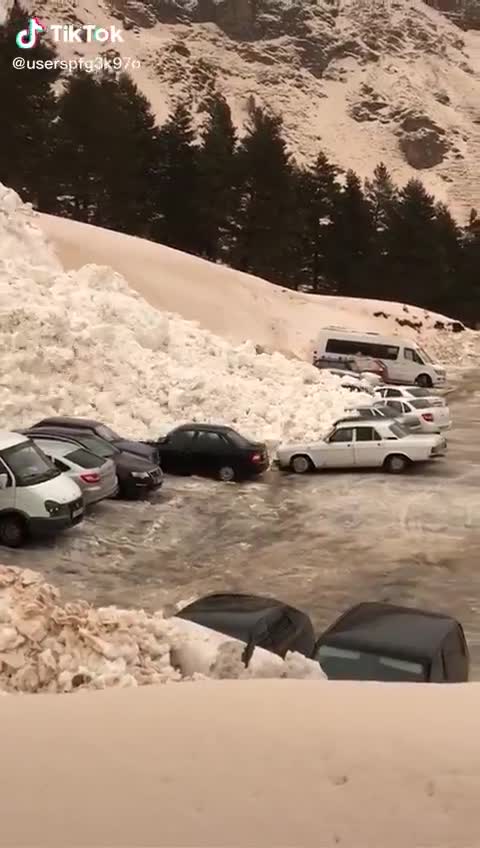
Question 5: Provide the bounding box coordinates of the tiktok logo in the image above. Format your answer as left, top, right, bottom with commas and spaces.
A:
16, 17, 46, 49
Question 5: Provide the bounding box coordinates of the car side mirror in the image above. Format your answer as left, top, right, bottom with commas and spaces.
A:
0, 473, 9, 489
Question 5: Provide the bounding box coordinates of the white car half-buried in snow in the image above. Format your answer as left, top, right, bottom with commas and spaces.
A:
277, 420, 447, 475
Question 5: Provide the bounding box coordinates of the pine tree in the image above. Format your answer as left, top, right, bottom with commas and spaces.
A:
0, 1, 61, 208
330, 170, 375, 296
231, 107, 297, 285
364, 162, 399, 293
197, 94, 237, 261
295, 152, 341, 292
56, 71, 157, 233
153, 101, 200, 253
385, 179, 448, 305
55, 72, 104, 221
457, 209, 480, 325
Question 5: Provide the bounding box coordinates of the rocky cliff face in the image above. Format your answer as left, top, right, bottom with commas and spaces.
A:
27, 0, 480, 221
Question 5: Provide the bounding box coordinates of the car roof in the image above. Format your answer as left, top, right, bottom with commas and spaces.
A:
173, 423, 238, 433
179, 593, 288, 613
0, 431, 29, 450
35, 416, 101, 428
319, 602, 460, 662
335, 419, 383, 429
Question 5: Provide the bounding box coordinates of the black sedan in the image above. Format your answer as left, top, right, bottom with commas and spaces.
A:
176, 593, 316, 664
32, 416, 158, 464
23, 427, 163, 499
147, 424, 269, 482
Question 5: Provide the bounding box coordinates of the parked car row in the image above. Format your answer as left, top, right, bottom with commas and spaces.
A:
176, 592, 469, 683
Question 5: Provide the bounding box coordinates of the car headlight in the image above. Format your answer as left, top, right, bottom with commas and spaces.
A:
130, 471, 150, 479
44, 499, 61, 515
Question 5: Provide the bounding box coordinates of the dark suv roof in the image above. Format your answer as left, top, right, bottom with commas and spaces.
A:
35, 416, 102, 428
173, 424, 239, 433
317, 602, 461, 663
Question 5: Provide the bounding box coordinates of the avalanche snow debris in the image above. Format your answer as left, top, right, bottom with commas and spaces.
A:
0, 565, 325, 694
0, 184, 357, 444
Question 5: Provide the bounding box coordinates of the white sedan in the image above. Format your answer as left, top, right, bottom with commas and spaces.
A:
277, 420, 447, 474
373, 397, 451, 433
374, 385, 446, 405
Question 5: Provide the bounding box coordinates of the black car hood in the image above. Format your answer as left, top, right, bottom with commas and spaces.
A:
113, 439, 159, 462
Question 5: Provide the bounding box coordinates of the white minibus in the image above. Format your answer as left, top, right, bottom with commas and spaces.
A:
313, 328, 446, 387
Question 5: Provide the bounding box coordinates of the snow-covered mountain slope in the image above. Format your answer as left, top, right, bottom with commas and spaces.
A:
28, 0, 480, 221
40, 210, 474, 366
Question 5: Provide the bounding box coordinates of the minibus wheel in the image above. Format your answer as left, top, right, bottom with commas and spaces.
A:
0, 513, 26, 548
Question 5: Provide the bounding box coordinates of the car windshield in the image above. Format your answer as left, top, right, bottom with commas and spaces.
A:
418, 347, 433, 363
225, 429, 251, 448
76, 435, 118, 458
316, 644, 426, 682
1, 441, 60, 486
95, 424, 121, 441
65, 448, 103, 468
407, 388, 431, 398
409, 399, 432, 410
388, 422, 409, 438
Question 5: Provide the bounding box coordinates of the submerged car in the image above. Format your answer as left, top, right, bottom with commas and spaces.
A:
374, 397, 451, 433
337, 404, 423, 433
314, 602, 469, 682
313, 354, 388, 382
32, 416, 159, 463
176, 593, 316, 662
26, 434, 118, 506
25, 426, 163, 498
148, 424, 269, 482
374, 385, 446, 405
276, 419, 446, 474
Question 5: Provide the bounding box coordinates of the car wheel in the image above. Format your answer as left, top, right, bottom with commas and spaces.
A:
290, 454, 313, 474
384, 454, 409, 474
218, 465, 236, 482
0, 514, 26, 548
415, 373, 432, 388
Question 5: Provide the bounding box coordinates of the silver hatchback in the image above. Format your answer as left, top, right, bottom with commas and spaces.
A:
31, 436, 118, 506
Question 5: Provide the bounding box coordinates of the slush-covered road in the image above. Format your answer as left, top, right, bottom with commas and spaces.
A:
4, 373, 480, 673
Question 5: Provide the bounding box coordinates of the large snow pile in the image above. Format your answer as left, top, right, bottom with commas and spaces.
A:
0, 185, 356, 443
0, 565, 324, 694
40, 211, 479, 367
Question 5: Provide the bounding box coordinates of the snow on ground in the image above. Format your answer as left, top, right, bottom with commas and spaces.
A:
2, 675, 480, 847
0, 565, 324, 693
39, 211, 478, 367
0, 185, 363, 445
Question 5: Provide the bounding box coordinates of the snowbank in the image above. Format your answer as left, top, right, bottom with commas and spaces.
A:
1, 676, 480, 847
0, 185, 359, 444
40, 211, 477, 366
0, 565, 324, 693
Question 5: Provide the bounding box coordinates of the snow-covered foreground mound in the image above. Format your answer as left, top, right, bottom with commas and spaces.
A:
40, 210, 479, 364
2, 677, 480, 847
0, 185, 357, 443
0, 565, 324, 694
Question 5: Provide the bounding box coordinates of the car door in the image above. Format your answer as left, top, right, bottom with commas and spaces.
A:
189, 430, 236, 477
323, 427, 355, 468
352, 426, 383, 467
160, 429, 197, 474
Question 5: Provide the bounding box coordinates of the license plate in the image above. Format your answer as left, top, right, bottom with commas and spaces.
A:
72, 508, 83, 518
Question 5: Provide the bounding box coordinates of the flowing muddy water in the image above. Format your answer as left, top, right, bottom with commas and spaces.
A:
4, 372, 480, 674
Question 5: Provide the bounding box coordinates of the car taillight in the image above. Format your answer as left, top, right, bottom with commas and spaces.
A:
422, 413, 434, 422
80, 471, 100, 484
250, 452, 263, 463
